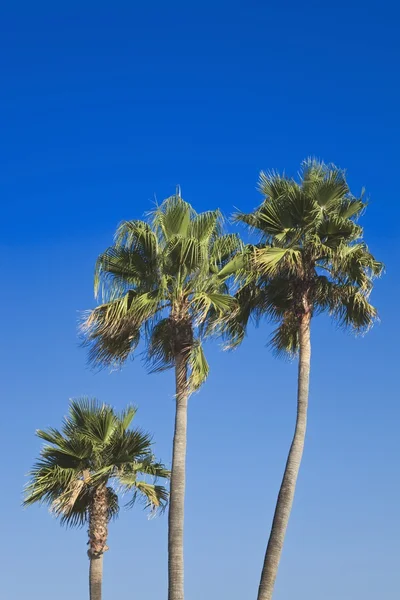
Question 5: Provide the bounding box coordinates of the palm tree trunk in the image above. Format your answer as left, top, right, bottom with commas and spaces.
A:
89, 555, 103, 600
88, 485, 109, 600
168, 352, 189, 600
257, 312, 311, 600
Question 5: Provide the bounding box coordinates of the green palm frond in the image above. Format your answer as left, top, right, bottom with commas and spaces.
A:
165, 235, 204, 273
253, 246, 302, 277
38, 431, 92, 464
331, 284, 378, 332
119, 458, 170, 480
217, 252, 247, 280
338, 197, 365, 219
24, 463, 78, 507
257, 170, 295, 202
318, 214, 361, 245
24, 399, 169, 526
129, 289, 167, 326
217, 282, 259, 349
118, 405, 137, 432
36, 427, 70, 447
95, 247, 151, 300
79, 407, 117, 446
188, 209, 222, 241
83, 287, 167, 367
107, 428, 154, 466
231, 159, 383, 354
152, 194, 194, 239
191, 291, 238, 325
115, 220, 158, 259
126, 481, 169, 511
84, 321, 140, 367
210, 233, 243, 272
187, 340, 210, 392
301, 160, 349, 211
83, 191, 242, 395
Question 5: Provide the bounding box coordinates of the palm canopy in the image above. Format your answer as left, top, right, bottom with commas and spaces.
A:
24, 398, 169, 527
229, 159, 383, 352
83, 193, 242, 390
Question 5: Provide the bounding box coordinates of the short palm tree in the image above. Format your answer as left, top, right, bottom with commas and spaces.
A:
82, 193, 241, 600
230, 159, 383, 600
24, 398, 169, 600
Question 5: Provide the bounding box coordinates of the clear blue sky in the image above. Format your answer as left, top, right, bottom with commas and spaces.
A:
1, 1, 399, 598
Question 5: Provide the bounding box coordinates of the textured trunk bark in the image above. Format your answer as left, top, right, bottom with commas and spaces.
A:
89, 555, 103, 600
168, 352, 189, 600
257, 312, 311, 600
88, 485, 109, 600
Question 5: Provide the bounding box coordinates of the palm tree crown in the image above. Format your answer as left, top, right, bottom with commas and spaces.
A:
231, 158, 383, 349
24, 398, 169, 526
83, 192, 241, 387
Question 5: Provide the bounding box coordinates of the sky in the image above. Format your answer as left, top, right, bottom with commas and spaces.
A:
1, 1, 399, 598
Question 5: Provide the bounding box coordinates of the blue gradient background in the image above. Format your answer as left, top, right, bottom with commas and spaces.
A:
1, 2, 399, 599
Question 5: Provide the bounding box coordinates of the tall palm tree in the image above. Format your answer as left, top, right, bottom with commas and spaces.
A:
230, 159, 383, 600
24, 398, 169, 600
82, 193, 241, 600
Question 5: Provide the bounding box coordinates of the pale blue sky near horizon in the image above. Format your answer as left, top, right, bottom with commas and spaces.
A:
1, 1, 399, 599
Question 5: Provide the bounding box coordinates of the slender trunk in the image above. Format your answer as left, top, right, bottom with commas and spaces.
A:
168, 352, 189, 600
89, 555, 103, 600
88, 485, 109, 600
257, 312, 311, 600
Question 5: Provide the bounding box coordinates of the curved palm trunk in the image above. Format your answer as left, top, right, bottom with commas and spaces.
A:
257, 312, 311, 600
168, 352, 189, 600
88, 485, 109, 600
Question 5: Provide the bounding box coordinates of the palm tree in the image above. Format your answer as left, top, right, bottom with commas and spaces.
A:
82, 193, 241, 600
24, 398, 169, 600
230, 159, 383, 600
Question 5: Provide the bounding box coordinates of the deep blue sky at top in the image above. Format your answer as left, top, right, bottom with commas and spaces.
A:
1, 1, 399, 599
